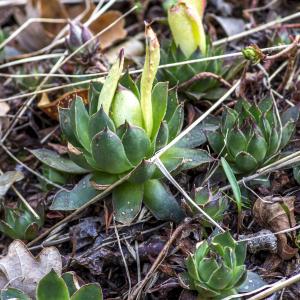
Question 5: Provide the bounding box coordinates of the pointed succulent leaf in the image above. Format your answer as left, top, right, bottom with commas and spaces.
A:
70, 284, 103, 300
59, 108, 81, 147
235, 151, 258, 173
175, 122, 213, 148
162, 147, 213, 170
211, 231, 236, 255
151, 82, 168, 140
29, 149, 89, 174
235, 241, 247, 266
51, 175, 99, 210
1, 288, 31, 300
128, 160, 156, 184
62, 272, 79, 296
37, 270, 69, 300
198, 258, 219, 282
258, 97, 273, 113
227, 128, 248, 157
120, 72, 140, 99
168, 2, 206, 57
89, 106, 116, 140
221, 108, 238, 133
88, 81, 102, 115
221, 158, 242, 213
97, 50, 124, 112
121, 124, 150, 166
90, 172, 118, 190
164, 89, 178, 122
279, 120, 297, 149
186, 256, 201, 283
207, 131, 225, 154
228, 265, 247, 289
91, 128, 133, 174
247, 131, 267, 163
168, 103, 184, 142
207, 264, 234, 291
111, 87, 143, 128
153, 121, 169, 151
140, 25, 160, 136
266, 127, 279, 157
143, 179, 184, 222
113, 181, 144, 224
67, 143, 93, 170
70, 96, 91, 151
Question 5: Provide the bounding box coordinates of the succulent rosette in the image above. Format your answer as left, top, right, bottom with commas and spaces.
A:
158, 0, 230, 101
186, 231, 247, 299
207, 98, 299, 174
32, 26, 212, 224
0, 202, 44, 240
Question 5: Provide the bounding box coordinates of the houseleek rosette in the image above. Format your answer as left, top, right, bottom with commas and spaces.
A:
159, 0, 228, 101
32, 25, 213, 224
186, 231, 247, 299
207, 98, 299, 174
0, 202, 44, 241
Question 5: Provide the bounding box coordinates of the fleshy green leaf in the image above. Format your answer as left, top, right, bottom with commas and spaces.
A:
235, 151, 258, 173
37, 270, 69, 300
207, 131, 225, 154
62, 272, 79, 297
128, 160, 156, 184
121, 124, 150, 166
70, 284, 103, 300
70, 96, 91, 151
221, 158, 242, 213
151, 82, 168, 139
59, 108, 80, 147
247, 131, 267, 164
168, 103, 184, 142
143, 179, 184, 222
91, 128, 133, 174
207, 264, 234, 291
162, 147, 213, 170
51, 175, 99, 210
97, 51, 124, 112
1, 288, 31, 300
140, 25, 160, 136
227, 128, 247, 158
89, 106, 116, 140
29, 149, 89, 174
198, 258, 219, 282
153, 121, 169, 151
113, 181, 144, 224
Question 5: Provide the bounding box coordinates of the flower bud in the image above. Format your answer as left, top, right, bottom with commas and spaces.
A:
111, 86, 143, 128
242, 44, 265, 65
66, 21, 82, 51
81, 25, 94, 44
168, 1, 206, 58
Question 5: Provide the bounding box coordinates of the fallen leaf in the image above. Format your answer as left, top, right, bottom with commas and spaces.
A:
0, 240, 62, 298
14, 0, 68, 52
89, 10, 127, 49
253, 196, 298, 260
0, 171, 24, 198
38, 89, 88, 120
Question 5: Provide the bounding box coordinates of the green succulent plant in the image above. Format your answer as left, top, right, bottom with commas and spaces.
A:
194, 186, 228, 227
186, 231, 247, 299
159, 0, 234, 101
207, 98, 299, 174
32, 25, 213, 224
0, 202, 44, 240
1, 270, 102, 300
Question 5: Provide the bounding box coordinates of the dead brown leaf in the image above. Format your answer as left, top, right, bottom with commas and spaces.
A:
14, 0, 67, 52
0, 240, 62, 298
253, 196, 298, 260
89, 10, 127, 50
38, 89, 88, 120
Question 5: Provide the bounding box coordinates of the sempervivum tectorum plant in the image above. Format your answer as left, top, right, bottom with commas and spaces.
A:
158, 0, 226, 101
32, 25, 213, 224
186, 231, 247, 299
207, 98, 299, 175
0, 202, 44, 240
